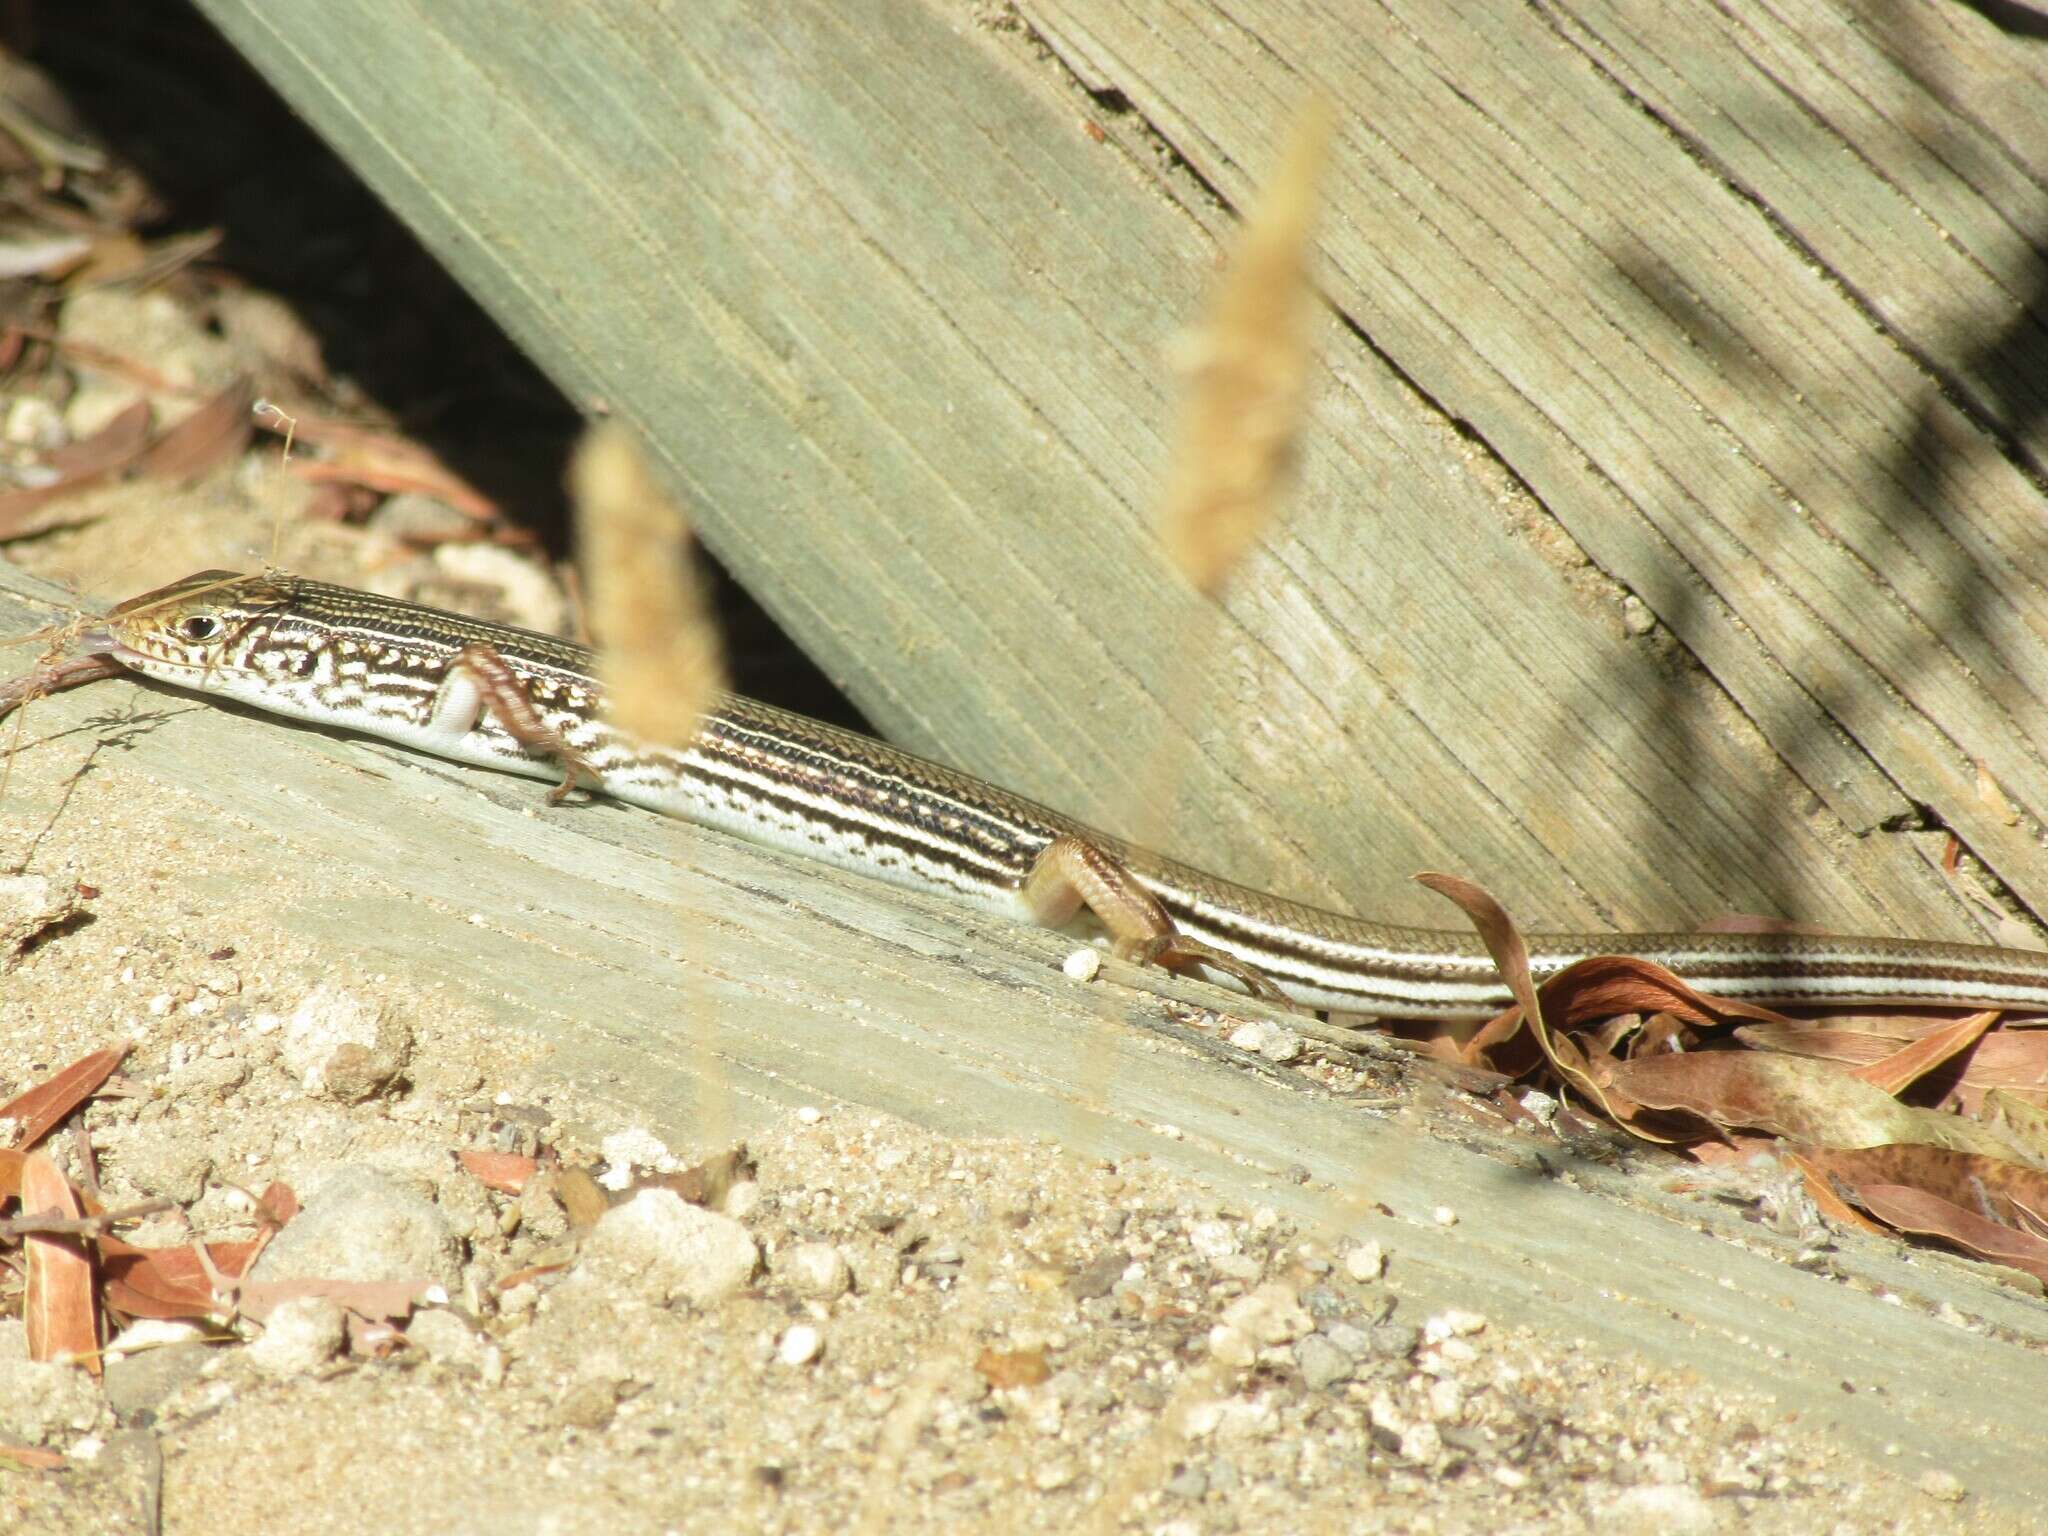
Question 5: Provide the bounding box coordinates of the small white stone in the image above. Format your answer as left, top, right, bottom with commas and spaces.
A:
1423, 1309, 1488, 1342
4, 396, 64, 448
1344, 1241, 1386, 1282
599, 1128, 673, 1174
580, 1189, 759, 1306
247, 1296, 347, 1378
778, 1324, 822, 1366
1431, 1205, 1458, 1227
781, 1241, 852, 1299
1206, 1324, 1255, 1367
1061, 947, 1101, 982
1032, 1458, 1077, 1491
796, 1106, 823, 1126
1187, 1218, 1238, 1260
1219, 1282, 1311, 1345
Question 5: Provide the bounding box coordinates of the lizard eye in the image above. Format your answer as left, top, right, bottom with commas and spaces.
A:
178, 613, 222, 643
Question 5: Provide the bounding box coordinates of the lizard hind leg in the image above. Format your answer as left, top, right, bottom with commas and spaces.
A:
1020, 835, 1295, 1008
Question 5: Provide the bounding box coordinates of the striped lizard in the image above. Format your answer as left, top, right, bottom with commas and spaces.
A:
10, 567, 2048, 1022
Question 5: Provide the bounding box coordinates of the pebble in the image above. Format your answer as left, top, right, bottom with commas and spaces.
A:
1061, 947, 1101, 982
247, 1296, 347, 1378
3, 395, 64, 448
1917, 1470, 1966, 1503
1187, 1218, 1238, 1260
251, 1166, 464, 1290
1295, 1333, 1354, 1391
1066, 1252, 1124, 1301
778, 1324, 823, 1366
1226, 1019, 1304, 1062
1207, 1324, 1255, 1367
406, 1309, 491, 1373
1423, 1309, 1488, 1342
1032, 1457, 1077, 1491
0, 1352, 104, 1445
1219, 1283, 1311, 1345
578, 1188, 759, 1306
1431, 1205, 1458, 1227
553, 1377, 621, 1429
1344, 1240, 1386, 1282
366, 490, 475, 544
781, 1241, 852, 1299
1323, 1321, 1373, 1358
279, 985, 411, 1102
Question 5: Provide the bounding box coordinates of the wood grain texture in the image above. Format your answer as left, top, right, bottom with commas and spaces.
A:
187, 0, 2042, 951
7, 566, 2048, 1504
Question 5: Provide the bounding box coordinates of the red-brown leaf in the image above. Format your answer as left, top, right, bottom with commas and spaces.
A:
98, 1237, 266, 1321
0, 400, 151, 538
1854, 1183, 2048, 1285
1611, 1053, 2022, 1155
1416, 872, 1647, 1133
459, 1148, 537, 1195
1851, 1012, 1997, 1096
137, 374, 254, 484
1799, 1145, 2048, 1226
20, 1154, 98, 1374
1, 1044, 131, 1151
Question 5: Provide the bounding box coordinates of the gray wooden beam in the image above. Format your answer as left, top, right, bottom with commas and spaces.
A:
184, 0, 2046, 957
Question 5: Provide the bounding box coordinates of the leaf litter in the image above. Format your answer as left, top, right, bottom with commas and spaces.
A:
1424, 873, 2048, 1289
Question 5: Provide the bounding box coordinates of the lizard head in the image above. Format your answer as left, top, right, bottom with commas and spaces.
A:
80, 569, 298, 687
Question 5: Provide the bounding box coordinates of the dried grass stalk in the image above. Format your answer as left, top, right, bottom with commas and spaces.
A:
1158, 98, 1333, 596
570, 423, 727, 748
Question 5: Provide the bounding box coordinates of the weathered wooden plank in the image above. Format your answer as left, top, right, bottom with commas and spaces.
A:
186, 0, 2031, 952
1020, 0, 2048, 919
6, 564, 2048, 1506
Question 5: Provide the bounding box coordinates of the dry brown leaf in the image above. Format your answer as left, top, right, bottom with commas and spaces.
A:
641, 1144, 755, 1209
0, 1442, 66, 1470
20, 1153, 98, 1374
554, 1164, 611, 1230
1157, 98, 1331, 596
99, 1236, 266, 1321
1741, 1019, 2048, 1114
271, 413, 499, 523
0, 1042, 131, 1150
1853, 1183, 2048, 1285
136, 374, 253, 484
1799, 1145, 2048, 1222
572, 422, 727, 750
0, 399, 151, 539
1415, 872, 1649, 1133
236, 1277, 428, 1325
458, 1148, 538, 1196
1980, 1091, 2048, 1163
1609, 1053, 2026, 1157
1780, 1150, 1889, 1238
1851, 1011, 1998, 1096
